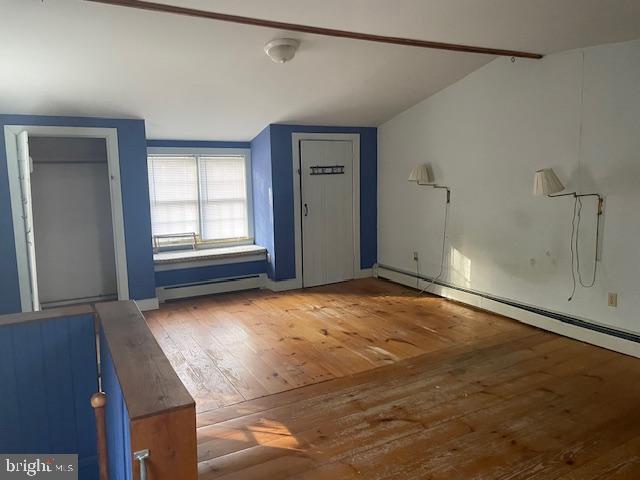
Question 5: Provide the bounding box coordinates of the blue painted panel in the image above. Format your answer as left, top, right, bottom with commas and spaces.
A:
250, 125, 275, 278
268, 124, 378, 280
0, 114, 156, 314
68, 315, 99, 462
41, 319, 79, 453
12, 321, 51, 453
147, 139, 251, 149
155, 260, 267, 287
100, 328, 132, 480
0, 314, 98, 480
0, 322, 21, 451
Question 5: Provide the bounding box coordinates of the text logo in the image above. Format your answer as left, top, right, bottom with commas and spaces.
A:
0, 455, 77, 480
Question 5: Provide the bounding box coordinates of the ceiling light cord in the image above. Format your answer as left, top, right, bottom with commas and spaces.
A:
560, 51, 600, 301
418, 188, 450, 295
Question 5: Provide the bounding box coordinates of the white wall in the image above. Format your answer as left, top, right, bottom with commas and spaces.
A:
30, 137, 117, 305
378, 38, 640, 334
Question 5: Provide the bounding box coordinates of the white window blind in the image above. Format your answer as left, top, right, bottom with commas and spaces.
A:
147, 156, 199, 236
199, 156, 248, 241
147, 153, 251, 246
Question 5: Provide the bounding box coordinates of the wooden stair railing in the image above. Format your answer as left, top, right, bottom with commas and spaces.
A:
91, 392, 109, 480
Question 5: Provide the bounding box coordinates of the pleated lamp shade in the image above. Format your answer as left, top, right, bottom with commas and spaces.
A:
533, 168, 565, 196
408, 164, 434, 185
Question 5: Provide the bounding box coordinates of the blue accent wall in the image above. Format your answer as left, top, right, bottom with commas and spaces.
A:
100, 327, 132, 480
265, 124, 377, 280
0, 114, 156, 314
250, 126, 276, 278
155, 260, 267, 287
0, 314, 99, 479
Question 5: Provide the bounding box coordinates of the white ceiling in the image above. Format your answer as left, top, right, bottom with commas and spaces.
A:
1, 0, 640, 140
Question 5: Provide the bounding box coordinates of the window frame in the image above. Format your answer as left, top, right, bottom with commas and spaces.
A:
147, 146, 254, 250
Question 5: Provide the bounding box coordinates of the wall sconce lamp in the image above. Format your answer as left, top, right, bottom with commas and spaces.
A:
408, 164, 451, 203
533, 168, 603, 300
408, 164, 451, 294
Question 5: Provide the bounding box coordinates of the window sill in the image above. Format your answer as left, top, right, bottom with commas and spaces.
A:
153, 245, 267, 270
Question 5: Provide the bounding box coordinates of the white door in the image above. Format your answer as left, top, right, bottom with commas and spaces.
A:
301, 140, 354, 287
17, 131, 40, 311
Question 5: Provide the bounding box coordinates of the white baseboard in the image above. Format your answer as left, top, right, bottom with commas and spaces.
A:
356, 268, 374, 279
377, 266, 640, 359
134, 297, 160, 311
157, 274, 265, 302
263, 269, 373, 292
263, 277, 302, 292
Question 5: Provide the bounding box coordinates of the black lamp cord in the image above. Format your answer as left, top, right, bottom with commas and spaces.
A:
418, 186, 450, 295
550, 192, 602, 301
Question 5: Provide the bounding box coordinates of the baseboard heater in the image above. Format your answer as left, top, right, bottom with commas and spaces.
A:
157, 273, 265, 303
377, 264, 640, 345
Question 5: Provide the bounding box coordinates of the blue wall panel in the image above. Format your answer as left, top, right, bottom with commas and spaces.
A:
155, 260, 267, 287
250, 126, 276, 278
0, 314, 99, 479
0, 114, 156, 314
267, 124, 378, 280
100, 328, 132, 480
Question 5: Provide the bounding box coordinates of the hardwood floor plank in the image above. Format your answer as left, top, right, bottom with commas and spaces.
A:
151, 307, 244, 411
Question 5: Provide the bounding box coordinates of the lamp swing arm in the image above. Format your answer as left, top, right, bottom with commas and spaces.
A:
431, 185, 451, 203
547, 192, 603, 214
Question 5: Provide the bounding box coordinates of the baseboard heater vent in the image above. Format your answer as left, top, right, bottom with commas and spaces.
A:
157, 274, 266, 303
377, 264, 640, 345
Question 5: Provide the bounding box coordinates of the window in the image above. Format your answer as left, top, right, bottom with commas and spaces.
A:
147, 152, 252, 250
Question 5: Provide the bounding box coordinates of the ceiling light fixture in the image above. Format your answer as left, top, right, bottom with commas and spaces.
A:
264, 38, 299, 64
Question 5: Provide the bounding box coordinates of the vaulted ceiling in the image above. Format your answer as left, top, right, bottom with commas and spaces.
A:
1, 0, 640, 140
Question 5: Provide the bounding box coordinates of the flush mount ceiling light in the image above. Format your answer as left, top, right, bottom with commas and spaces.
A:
264, 38, 299, 63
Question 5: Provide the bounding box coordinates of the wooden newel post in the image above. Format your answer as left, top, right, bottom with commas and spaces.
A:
91, 392, 109, 480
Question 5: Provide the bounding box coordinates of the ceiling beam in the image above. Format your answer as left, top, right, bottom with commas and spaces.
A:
84, 0, 544, 59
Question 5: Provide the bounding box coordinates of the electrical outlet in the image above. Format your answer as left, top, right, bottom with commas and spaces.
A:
413, 251, 419, 261
608, 292, 618, 308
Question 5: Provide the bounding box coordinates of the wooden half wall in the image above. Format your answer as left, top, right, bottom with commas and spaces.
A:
97, 300, 197, 480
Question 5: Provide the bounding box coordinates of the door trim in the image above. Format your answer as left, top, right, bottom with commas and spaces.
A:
291, 133, 360, 288
4, 125, 130, 311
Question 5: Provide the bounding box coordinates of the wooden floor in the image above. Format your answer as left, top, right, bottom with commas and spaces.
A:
146, 279, 640, 479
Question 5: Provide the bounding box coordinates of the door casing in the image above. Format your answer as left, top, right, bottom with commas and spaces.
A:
4, 125, 129, 312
